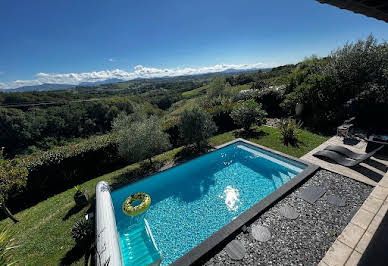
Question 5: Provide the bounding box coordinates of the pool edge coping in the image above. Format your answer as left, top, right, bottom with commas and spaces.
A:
172, 138, 319, 266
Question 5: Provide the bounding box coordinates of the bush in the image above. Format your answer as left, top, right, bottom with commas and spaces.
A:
281, 35, 388, 131
253, 87, 285, 117
178, 107, 217, 149
71, 219, 95, 247
279, 118, 302, 145
6, 134, 126, 214
0, 151, 28, 223
114, 115, 171, 164
230, 100, 267, 131
0, 227, 17, 265
205, 103, 237, 133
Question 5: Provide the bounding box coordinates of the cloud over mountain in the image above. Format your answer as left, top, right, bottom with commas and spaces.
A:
0, 62, 270, 90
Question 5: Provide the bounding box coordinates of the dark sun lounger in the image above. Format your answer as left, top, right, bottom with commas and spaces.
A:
324, 145, 383, 160
313, 150, 360, 167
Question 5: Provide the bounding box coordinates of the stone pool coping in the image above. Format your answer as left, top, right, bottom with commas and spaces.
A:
172, 138, 319, 265
318, 171, 388, 266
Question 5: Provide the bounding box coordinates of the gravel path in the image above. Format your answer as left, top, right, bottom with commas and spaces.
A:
205, 170, 372, 266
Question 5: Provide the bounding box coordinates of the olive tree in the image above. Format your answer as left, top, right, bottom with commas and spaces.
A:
113, 115, 171, 164
178, 107, 217, 150
0, 148, 28, 223
207, 76, 227, 98
230, 99, 267, 131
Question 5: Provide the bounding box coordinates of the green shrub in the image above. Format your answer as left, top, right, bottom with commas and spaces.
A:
0, 152, 28, 223
205, 103, 237, 133
71, 219, 95, 247
279, 118, 302, 145
0, 227, 17, 265
7, 134, 125, 213
253, 87, 285, 117
281, 35, 388, 131
230, 100, 267, 131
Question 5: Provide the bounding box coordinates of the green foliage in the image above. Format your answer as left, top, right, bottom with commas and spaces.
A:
282, 35, 388, 130
279, 118, 302, 145
114, 115, 171, 163
178, 107, 217, 149
0, 227, 17, 266
19, 134, 118, 170
0, 157, 28, 203
71, 219, 95, 246
230, 100, 267, 131
207, 76, 228, 98
0, 98, 133, 157
253, 87, 285, 117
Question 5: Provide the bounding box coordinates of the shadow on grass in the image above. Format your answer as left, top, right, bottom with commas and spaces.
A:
233, 129, 269, 139
282, 138, 303, 148
60, 243, 87, 266
174, 145, 210, 163
62, 204, 84, 221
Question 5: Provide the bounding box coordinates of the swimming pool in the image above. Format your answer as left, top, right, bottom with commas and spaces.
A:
110, 140, 310, 265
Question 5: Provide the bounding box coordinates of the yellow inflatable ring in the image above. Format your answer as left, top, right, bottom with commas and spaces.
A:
122, 193, 151, 216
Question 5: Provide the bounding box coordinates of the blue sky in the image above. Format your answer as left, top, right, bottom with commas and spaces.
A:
0, 0, 387, 88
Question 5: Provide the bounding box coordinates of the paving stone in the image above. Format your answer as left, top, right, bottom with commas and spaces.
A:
377, 201, 388, 217
279, 205, 299, 219
351, 208, 375, 230
362, 196, 383, 214
225, 240, 245, 260
326, 194, 346, 207
251, 225, 271, 242
345, 251, 362, 266
337, 223, 364, 248
298, 185, 326, 204
372, 185, 388, 200
355, 231, 373, 253
366, 214, 383, 234
322, 240, 353, 266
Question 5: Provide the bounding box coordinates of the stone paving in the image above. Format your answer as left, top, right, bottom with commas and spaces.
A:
301, 136, 388, 186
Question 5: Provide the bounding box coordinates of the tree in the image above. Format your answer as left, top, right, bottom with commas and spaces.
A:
0, 148, 28, 223
114, 116, 171, 164
207, 76, 227, 98
230, 100, 267, 131
178, 107, 217, 149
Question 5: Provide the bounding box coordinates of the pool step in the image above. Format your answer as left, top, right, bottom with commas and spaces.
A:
120, 219, 162, 266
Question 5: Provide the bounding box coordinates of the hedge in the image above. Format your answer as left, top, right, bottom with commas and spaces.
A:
8, 134, 127, 212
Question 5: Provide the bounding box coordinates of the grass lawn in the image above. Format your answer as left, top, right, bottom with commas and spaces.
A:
181, 85, 208, 98
0, 126, 328, 265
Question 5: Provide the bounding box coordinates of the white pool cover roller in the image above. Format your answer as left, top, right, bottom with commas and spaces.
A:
95, 181, 123, 266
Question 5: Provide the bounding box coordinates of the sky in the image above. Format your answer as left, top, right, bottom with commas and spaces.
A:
0, 0, 387, 89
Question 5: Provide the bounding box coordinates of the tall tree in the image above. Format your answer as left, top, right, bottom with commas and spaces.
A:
113, 115, 171, 164
178, 107, 217, 150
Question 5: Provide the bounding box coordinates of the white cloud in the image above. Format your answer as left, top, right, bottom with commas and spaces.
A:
0, 62, 273, 90
108, 58, 115, 62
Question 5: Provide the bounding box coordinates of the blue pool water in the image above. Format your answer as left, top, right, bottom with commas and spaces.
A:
111, 141, 306, 265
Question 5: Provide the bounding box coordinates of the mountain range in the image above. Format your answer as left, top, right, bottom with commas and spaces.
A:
0, 68, 271, 92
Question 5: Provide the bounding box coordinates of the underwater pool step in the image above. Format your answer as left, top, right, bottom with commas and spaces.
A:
120, 218, 162, 266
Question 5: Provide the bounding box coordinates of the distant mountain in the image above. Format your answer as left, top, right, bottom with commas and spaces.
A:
221, 67, 272, 74
78, 78, 125, 86
0, 68, 272, 92
0, 83, 75, 92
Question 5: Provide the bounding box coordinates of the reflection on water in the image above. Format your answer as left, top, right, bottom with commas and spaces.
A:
219, 185, 241, 211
